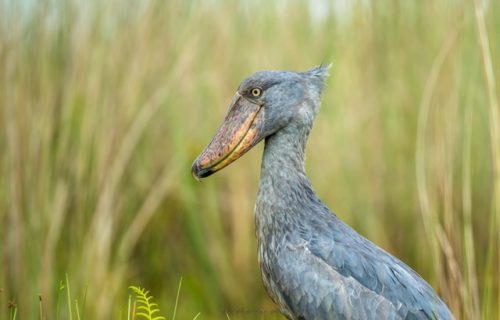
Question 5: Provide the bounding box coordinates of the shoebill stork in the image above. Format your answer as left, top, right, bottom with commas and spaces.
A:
191, 66, 453, 320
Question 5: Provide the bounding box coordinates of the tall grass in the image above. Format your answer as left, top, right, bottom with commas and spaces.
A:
0, 0, 498, 319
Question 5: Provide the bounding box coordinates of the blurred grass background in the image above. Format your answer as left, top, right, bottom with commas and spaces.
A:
1, 0, 499, 319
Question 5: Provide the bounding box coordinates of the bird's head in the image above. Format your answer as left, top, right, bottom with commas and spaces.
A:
191, 65, 330, 180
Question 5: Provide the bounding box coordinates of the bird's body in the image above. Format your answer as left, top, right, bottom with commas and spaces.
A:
192, 66, 453, 319
255, 124, 452, 319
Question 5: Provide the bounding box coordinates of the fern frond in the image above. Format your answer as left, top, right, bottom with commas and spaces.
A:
129, 286, 166, 320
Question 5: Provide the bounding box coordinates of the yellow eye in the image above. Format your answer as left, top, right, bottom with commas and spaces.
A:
251, 88, 262, 97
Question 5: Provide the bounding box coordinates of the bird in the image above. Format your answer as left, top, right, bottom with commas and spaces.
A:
191, 66, 454, 320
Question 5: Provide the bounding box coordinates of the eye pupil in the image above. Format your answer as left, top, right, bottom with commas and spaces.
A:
251, 88, 261, 97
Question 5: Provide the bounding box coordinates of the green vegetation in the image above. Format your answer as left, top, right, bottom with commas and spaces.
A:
129, 286, 166, 320
0, 0, 499, 319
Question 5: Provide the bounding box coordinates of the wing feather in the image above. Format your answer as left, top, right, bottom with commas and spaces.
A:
266, 215, 453, 320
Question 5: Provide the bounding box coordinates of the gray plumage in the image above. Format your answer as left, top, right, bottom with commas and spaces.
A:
192, 66, 454, 320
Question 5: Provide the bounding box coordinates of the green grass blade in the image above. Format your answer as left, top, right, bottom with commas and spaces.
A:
172, 277, 182, 320
65, 274, 73, 320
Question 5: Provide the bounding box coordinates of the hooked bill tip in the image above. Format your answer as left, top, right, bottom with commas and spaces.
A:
191, 161, 214, 181
191, 162, 202, 181
191, 170, 201, 182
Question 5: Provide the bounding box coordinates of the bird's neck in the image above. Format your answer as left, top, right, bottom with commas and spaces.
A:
255, 120, 315, 228
261, 122, 311, 182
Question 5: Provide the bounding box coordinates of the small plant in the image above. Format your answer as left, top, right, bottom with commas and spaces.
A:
129, 286, 166, 320
8, 300, 17, 320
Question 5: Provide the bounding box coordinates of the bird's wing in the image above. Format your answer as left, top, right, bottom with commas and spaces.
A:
297, 215, 453, 320
268, 240, 405, 320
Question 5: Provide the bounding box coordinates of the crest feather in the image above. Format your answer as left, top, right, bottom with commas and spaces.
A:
301, 64, 332, 93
